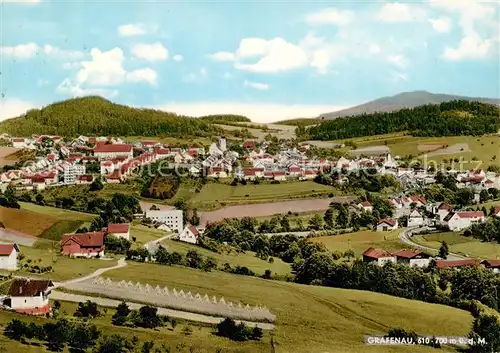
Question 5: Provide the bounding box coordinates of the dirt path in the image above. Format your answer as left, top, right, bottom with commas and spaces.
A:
0, 228, 37, 246
199, 196, 355, 226
50, 291, 275, 330
54, 257, 127, 288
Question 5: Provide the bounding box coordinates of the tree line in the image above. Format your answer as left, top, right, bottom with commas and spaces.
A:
0, 96, 221, 137
308, 100, 500, 140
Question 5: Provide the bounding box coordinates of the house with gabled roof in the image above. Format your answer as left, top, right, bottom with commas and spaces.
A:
376, 219, 398, 232
105, 223, 130, 240
6, 278, 54, 315
0, 244, 20, 270
179, 224, 199, 244
60, 232, 105, 258
435, 202, 453, 221
93, 142, 133, 159
357, 201, 373, 213
393, 249, 431, 267
444, 211, 485, 231
408, 209, 424, 227
435, 259, 479, 269
362, 248, 396, 266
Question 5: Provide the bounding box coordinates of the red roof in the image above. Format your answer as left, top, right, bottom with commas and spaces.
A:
0, 244, 18, 256
378, 218, 397, 227
94, 143, 132, 153
436, 259, 479, 268
392, 249, 425, 259
141, 140, 158, 146
11, 138, 25, 142
77, 175, 94, 182
359, 201, 372, 207
438, 203, 452, 211
456, 211, 484, 219
187, 224, 199, 237
363, 247, 393, 259
8, 278, 53, 297
409, 195, 427, 205
481, 260, 500, 268
288, 166, 301, 172
243, 140, 256, 149
61, 232, 105, 247
107, 223, 130, 234
461, 176, 484, 183
273, 172, 285, 177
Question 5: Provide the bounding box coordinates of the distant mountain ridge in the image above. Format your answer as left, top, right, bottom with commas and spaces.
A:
319, 91, 500, 120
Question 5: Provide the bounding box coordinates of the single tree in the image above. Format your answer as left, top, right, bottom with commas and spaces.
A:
439, 241, 449, 259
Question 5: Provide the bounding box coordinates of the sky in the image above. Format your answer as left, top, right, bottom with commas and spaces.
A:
0, 0, 499, 123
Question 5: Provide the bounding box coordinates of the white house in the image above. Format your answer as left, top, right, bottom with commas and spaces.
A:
11, 138, 29, 149
436, 203, 453, 221
408, 209, 424, 227
393, 250, 431, 267
357, 201, 373, 213
376, 219, 398, 231
179, 224, 199, 244
145, 209, 183, 233
106, 223, 130, 240
7, 278, 53, 315
0, 244, 20, 270
362, 248, 397, 266
93, 143, 133, 160
444, 211, 486, 231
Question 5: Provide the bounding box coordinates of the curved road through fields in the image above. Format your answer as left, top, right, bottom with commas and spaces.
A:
399, 227, 468, 260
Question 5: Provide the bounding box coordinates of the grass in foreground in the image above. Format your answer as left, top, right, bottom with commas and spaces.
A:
412, 232, 500, 259
0, 300, 267, 353
106, 262, 472, 353
313, 229, 406, 257
161, 239, 291, 276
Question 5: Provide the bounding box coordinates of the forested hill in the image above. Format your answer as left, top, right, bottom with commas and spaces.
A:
307, 100, 500, 140
198, 114, 251, 124
0, 96, 221, 137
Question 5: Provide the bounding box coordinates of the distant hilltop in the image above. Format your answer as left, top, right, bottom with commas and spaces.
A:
319, 91, 500, 120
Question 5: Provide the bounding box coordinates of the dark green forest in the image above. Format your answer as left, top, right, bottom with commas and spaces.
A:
0, 96, 221, 137
198, 114, 251, 124
273, 118, 318, 126
308, 100, 500, 140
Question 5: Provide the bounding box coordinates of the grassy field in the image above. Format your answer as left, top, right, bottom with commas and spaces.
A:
105, 262, 473, 353
161, 239, 291, 276
0, 300, 267, 353
0, 206, 58, 236
313, 229, 406, 257
130, 223, 168, 246
189, 181, 338, 210
123, 136, 212, 147
412, 232, 500, 259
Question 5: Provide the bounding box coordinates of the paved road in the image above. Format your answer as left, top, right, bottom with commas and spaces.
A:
54, 257, 127, 288
0, 228, 37, 246
50, 291, 275, 330
399, 227, 467, 260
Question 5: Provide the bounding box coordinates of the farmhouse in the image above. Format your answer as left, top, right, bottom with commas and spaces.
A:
435, 202, 453, 221
376, 219, 398, 232
408, 209, 424, 227
60, 232, 105, 258
435, 259, 479, 269
145, 209, 183, 233
93, 142, 133, 159
362, 248, 396, 266
0, 244, 20, 270
444, 211, 485, 231
357, 201, 373, 213
6, 278, 53, 315
179, 224, 200, 244
106, 223, 130, 240
481, 260, 500, 273
392, 249, 431, 267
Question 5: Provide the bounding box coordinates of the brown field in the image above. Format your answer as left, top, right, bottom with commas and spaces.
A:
427, 143, 471, 156
417, 144, 443, 152
0, 147, 20, 166
0, 206, 58, 237
200, 196, 355, 226
349, 145, 390, 156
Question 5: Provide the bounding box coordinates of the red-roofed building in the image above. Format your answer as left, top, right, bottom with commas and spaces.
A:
288, 165, 301, 176
243, 140, 256, 150
362, 247, 396, 266
105, 223, 130, 240
300, 170, 318, 180
76, 175, 94, 185
481, 260, 500, 273
7, 278, 53, 315
357, 201, 373, 213
106, 171, 123, 183
0, 244, 20, 270
179, 224, 199, 244
393, 249, 431, 267
93, 142, 133, 159
435, 259, 479, 269
11, 138, 28, 148
376, 218, 398, 232
60, 232, 105, 258
445, 211, 485, 231
436, 202, 453, 221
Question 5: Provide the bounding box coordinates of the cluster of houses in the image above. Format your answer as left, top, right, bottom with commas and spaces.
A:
362, 247, 500, 273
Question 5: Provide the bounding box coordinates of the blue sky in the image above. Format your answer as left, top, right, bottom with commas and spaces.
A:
1, 0, 499, 122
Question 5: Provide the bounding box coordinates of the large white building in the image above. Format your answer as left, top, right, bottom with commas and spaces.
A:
63, 164, 86, 184
7, 278, 53, 315
145, 209, 183, 233
93, 143, 133, 159
445, 211, 485, 231
0, 244, 20, 270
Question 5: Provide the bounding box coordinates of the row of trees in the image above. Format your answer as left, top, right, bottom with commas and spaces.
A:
0, 186, 20, 209
308, 100, 500, 140
466, 218, 500, 243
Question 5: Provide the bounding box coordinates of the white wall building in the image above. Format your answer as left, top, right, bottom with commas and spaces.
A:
63, 164, 86, 184
0, 244, 20, 270
445, 211, 486, 231
179, 224, 199, 244
7, 278, 53, 314
408, 209, 424, 227
362, 248, 397, 266
145, 209, 183, 233
376, 219, 398, 232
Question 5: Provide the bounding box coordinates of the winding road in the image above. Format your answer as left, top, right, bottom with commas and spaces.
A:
399, 227, 468, 260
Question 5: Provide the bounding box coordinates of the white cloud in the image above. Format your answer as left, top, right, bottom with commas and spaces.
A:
0, 43, 84, 60
37, 79, 50, 87
376, 3, 426, 22
55, 80, 119, 99
1, 0, 40, 4
183, 67, 208, 83
243, 80, 269, 91
131, 42, 169, 61
441, 34, 495, 60
369, 44, 381, 54
117, 23, 157, 37
209, 51, 235, 62
126, 68, 158, 85
0, 98, 37, 122
173, 54, 183, 62
391, 72, 409, 82
387, 54, 409, 69
305, 8, 354, 26
428, 17, 452, 33
153, 102, 350, 123
0, 43, 39, 60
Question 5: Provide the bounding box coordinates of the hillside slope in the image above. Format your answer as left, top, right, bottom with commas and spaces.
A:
320, 91, 500, 120
308, 100, 500, 140
0, 96, 221, 137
